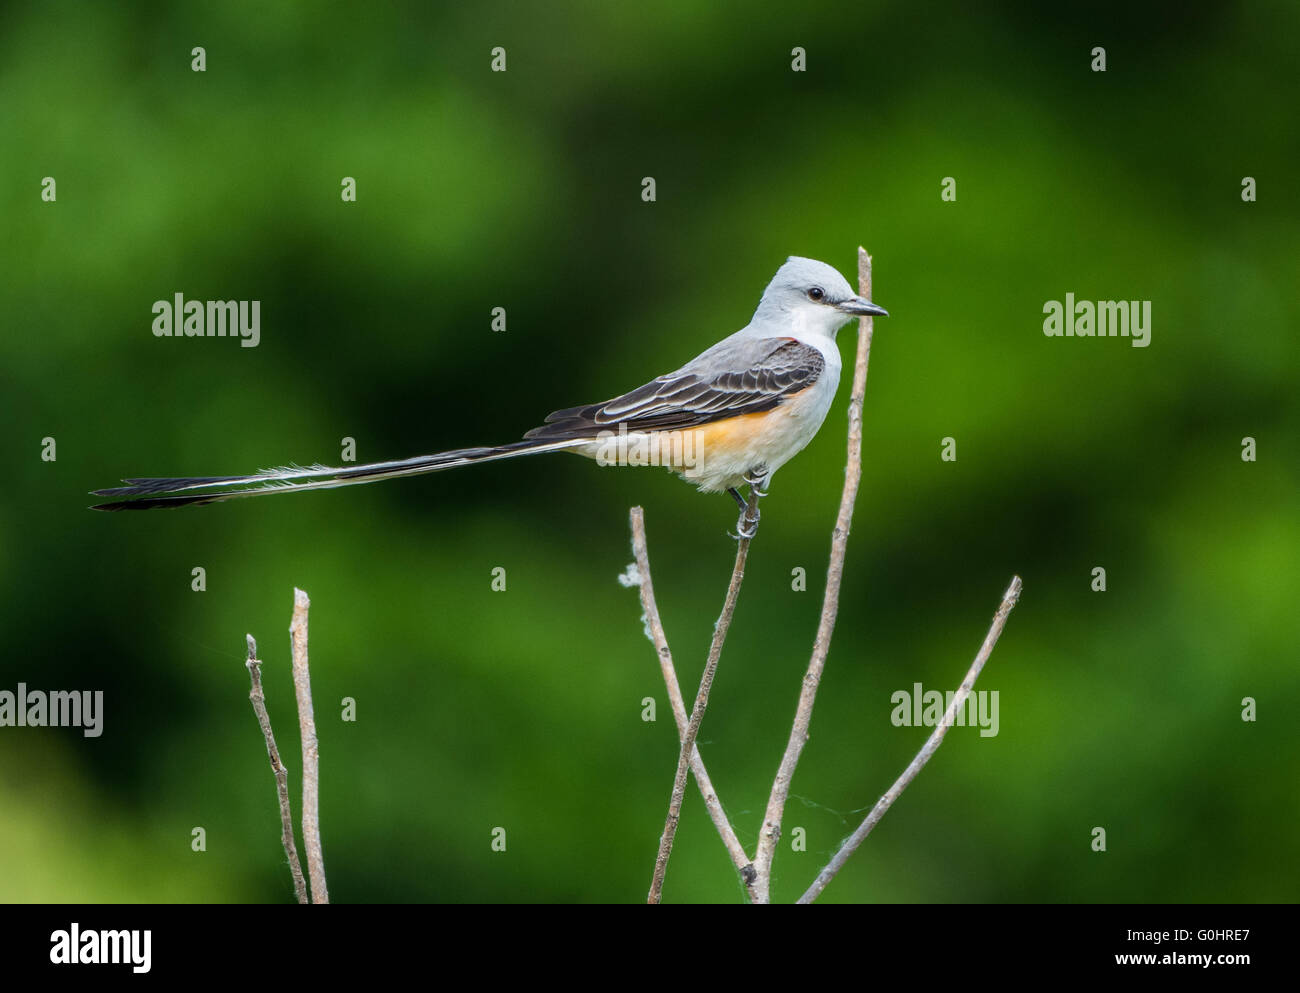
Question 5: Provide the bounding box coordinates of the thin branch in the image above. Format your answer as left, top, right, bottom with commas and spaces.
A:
628, 507, 754, 890
290, 588, 329, 904
751, 246, 877, 903
245, 634, 309, 905
798, 575, 1023, 903
646, 490, 760, 904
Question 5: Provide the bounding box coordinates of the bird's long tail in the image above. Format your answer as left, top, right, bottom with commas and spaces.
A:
90, 438, 590, 511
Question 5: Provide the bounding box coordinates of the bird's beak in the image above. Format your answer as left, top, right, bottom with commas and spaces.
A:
837, 296, 889, 317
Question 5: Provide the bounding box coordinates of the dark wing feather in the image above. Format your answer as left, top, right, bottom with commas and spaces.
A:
524, 338, 824, 441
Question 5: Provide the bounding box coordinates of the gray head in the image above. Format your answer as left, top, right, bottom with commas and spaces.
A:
752, 256, 888, 338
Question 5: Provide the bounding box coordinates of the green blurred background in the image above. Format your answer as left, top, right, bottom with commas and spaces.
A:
1, 1, 1296, 903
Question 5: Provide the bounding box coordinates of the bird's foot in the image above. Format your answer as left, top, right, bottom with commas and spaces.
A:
729, 506, 760, 541
728, 468, 767, 540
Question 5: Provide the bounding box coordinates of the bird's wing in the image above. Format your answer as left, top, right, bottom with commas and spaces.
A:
524, 336, 824, 440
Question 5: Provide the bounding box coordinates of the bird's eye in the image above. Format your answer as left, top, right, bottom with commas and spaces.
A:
807, 286, 825, 302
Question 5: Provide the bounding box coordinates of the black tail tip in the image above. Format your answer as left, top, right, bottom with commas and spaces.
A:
88, 493, 208, 511
89, 497, 134, 511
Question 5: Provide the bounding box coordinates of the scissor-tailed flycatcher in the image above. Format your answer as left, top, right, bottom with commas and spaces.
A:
92, 256, 888, 536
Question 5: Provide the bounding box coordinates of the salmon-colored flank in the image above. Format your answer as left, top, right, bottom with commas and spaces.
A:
677, 409, 779, 456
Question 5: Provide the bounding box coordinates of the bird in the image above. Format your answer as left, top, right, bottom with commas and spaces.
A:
91, 256, 888, 537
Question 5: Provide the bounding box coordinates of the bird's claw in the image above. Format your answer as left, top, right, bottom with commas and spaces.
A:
727, 467, 767, 539
743, 467, 770, 497
730, 505, 761, 541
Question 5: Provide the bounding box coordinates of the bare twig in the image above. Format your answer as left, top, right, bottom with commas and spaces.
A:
798, 575, 1023, 903
751, 247, 877, 903
290, 588, 329, 904
245, 634, 309, 905
646, 489, 760, 904
629, 508, 754, 891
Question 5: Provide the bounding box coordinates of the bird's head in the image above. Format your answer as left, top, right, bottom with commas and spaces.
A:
753, 256, 888, 337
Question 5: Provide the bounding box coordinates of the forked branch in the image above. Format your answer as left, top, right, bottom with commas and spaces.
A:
628, 248, 1022, 905
645, 488, 759, 904
629, 508, 753, 889
244, 588, 329, 904
797, 575, 1022, 903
